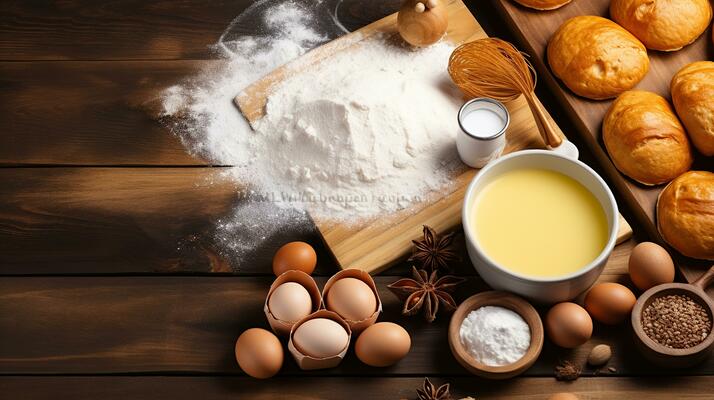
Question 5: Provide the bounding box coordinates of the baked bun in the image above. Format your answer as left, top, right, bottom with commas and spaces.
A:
657, 171, 714, 260
547, 16, 649, 100
671, 61, 714, 156
603, 90, 692, 185
512, 0, 571, 10
610, 0, 712, 51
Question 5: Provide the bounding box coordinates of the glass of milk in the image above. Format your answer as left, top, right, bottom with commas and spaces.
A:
456, 98, 509, 168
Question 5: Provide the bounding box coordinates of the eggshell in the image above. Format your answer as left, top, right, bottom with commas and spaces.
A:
272, 241, 317, 276
545, 302, 593, 348
322, 269, 382, 334
288, 310, 352, 370
293, 318, 349, 358
268, 282, 312, 323
326, 278, 377, 321
584, 283, 636, 325
235, 328, 283, 379
355, 322, 411, 367
264, 270, 322, 336
628, 241, 675, 291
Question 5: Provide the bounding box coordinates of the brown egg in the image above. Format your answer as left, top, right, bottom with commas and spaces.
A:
545, 302, 593, 348
584, 283, 636, 325
549, 394, 579, 400
355, 322, 411, 367
325, 278, 377, 321
628, 242, 675, 291
235, 328, 283, 379
272, 241, 317, 276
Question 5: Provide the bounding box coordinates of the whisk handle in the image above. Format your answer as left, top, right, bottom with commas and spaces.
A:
523, 91, 563, 149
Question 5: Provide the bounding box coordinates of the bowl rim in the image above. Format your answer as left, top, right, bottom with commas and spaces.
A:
631, 283, 714, 357
461, 149, 619, 284
448, 291, 544, 377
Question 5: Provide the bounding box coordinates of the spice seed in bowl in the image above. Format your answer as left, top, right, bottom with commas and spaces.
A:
642, 294, 712, 349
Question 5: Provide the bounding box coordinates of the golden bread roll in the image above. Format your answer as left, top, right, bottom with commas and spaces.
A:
657, 171, 714, 260
671, 61, 714, 156
603, 90, 693, 185
512, 0, 571, 10
547, 16, 649, 100
610, 0, 712, 51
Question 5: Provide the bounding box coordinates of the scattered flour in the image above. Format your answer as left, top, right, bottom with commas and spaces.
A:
459, 306, 531, 367
160, 0, 464, 263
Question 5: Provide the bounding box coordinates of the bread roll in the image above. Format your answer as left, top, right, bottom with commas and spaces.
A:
603, 90, 692, 185
610, 0, 712, 51
512, 0, 571, 10
547, 16, 649, 100
671, 61, 714, 156
657, 171, 714, 260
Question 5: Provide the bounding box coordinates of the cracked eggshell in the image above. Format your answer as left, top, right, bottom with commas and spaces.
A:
265, 270, 322, 336
288, 310, 351, 370
322, 269, 382, 334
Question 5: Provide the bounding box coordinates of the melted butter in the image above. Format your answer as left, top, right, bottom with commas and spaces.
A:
471, 168, 608, 278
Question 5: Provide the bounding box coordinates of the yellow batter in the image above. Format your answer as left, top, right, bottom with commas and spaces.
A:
471, 168, 609, 278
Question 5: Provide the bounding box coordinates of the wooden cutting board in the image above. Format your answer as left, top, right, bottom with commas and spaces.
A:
493, 0, 713, 288
235, 0, 632, 274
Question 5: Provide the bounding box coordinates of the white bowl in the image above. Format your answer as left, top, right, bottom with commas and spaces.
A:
462, 150, 619, 303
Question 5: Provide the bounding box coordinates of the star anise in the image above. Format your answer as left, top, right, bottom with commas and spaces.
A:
416, 377, 451, 400
409, 225, 458, 272
388, 266, 466, 323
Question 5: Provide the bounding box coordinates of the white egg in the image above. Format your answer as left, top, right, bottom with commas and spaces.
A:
293, 318, 349, 358
268, 282, 312, 323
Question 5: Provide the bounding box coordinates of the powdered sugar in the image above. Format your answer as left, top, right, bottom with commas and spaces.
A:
459, 306, 531, 367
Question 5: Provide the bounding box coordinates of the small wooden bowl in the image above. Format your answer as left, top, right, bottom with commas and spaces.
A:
448, 291, 544, 379
631, 265, 714, 368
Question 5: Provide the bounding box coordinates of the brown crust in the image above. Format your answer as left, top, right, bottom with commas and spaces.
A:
512, 0, 572, 10
610, 0, 712, 51
547, 16, 649, 100
671, 61, 714, 156
603, 90, 693, 185
657, 171, 714, 260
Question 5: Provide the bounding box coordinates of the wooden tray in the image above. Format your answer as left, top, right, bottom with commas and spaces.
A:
493, 0, 713, 287
235, 0, 631, 274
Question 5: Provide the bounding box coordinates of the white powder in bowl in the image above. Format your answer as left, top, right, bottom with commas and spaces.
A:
459, 306, 531, 367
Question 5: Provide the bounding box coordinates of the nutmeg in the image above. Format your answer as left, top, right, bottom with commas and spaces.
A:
587, 344, 612, 366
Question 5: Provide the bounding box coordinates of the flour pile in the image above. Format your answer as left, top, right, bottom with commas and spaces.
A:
161, 0, 464, 262
247, 37, 463, 218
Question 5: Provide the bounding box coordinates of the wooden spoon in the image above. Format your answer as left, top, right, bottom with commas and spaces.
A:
631, 265, 714, 368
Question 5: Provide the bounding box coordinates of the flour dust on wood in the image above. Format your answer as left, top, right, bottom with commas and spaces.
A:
160, 0, 465, 265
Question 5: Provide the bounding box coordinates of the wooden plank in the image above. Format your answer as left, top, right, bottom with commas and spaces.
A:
6, 267, 714, 376
0, 167, 337, 275
2, 376, 714, 399
0, 0, 250, 60
492, 0, 714, 285
0, 61, 207, 166
0, 0, 406, 61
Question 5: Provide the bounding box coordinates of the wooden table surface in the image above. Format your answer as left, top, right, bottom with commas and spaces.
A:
1, 0, 713, 398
